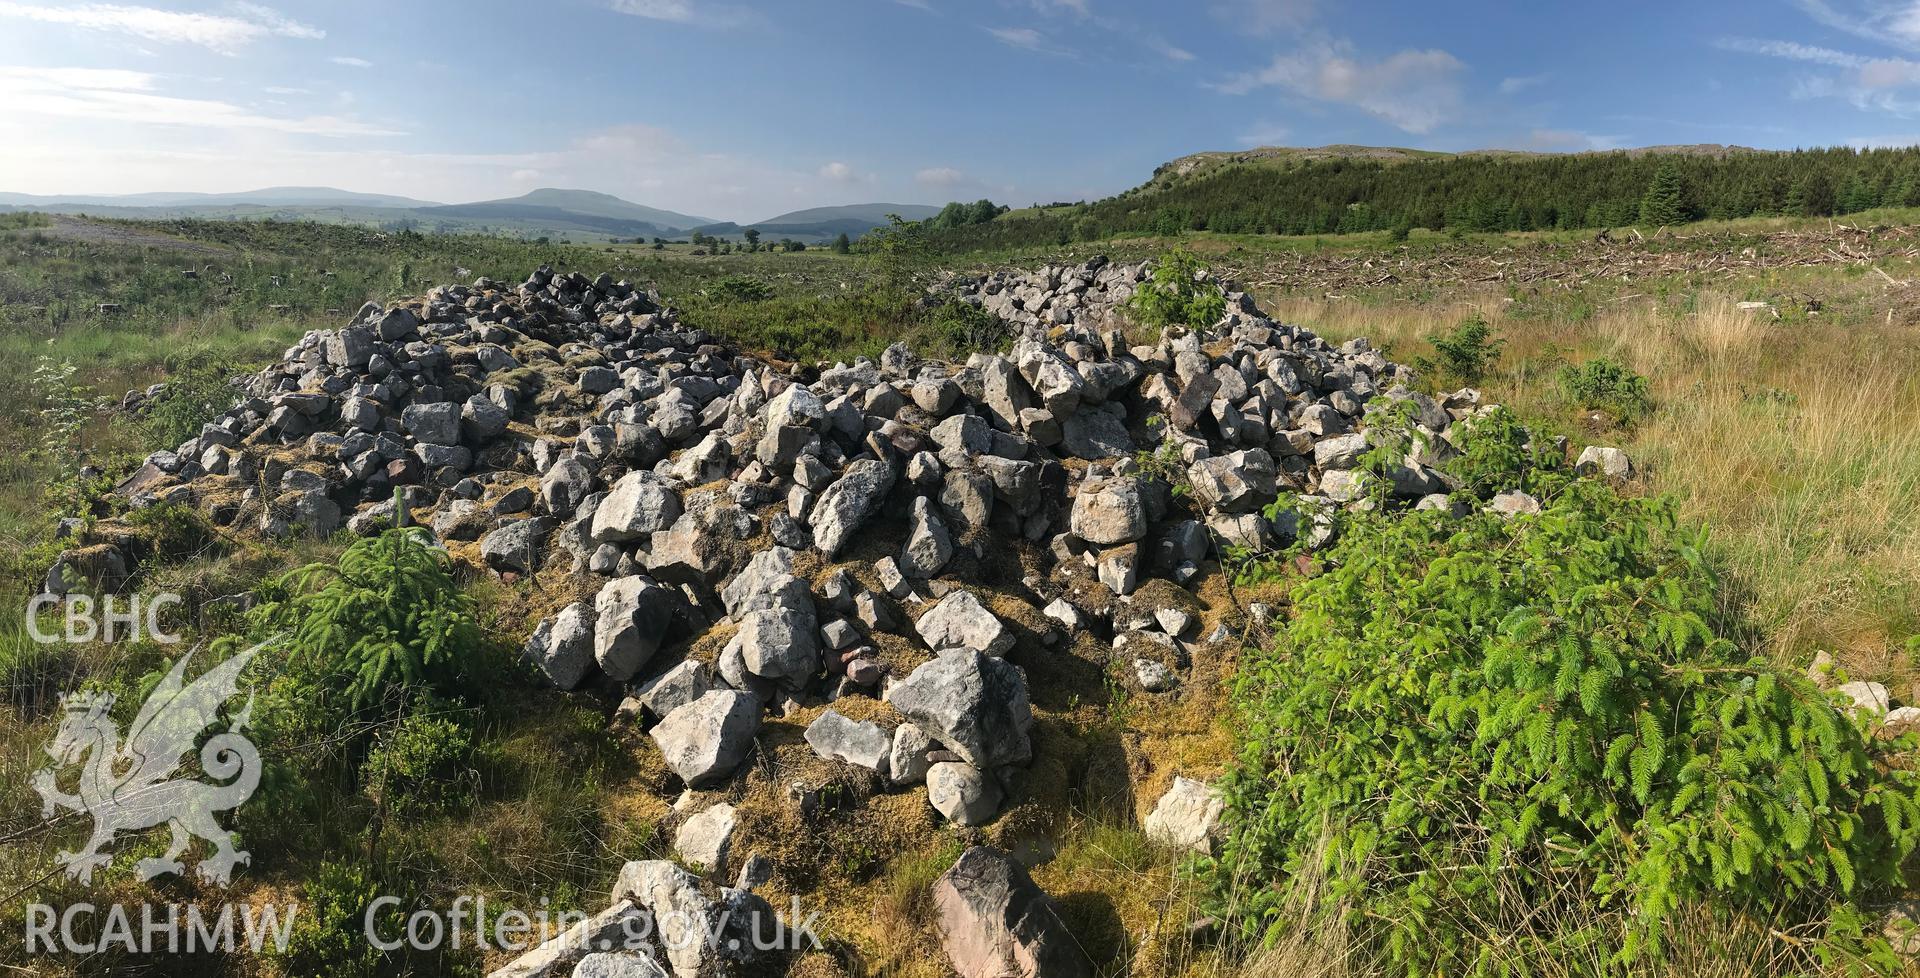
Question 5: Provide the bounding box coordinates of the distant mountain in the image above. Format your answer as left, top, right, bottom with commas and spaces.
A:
0, 187, 441, 209
0, 185, 728, 242
689, 202, 945, 244
432, 189, 717, 232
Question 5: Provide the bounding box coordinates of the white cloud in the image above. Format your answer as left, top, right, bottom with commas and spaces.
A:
263, 85, 309, 95
1498, 74, 1548, 95
818, 161, 857, 181
510, 168, 541, 182
892, 0, 933, 8
0, 65, 402, 136
329, 56, 372, 68
987, 26, 1046, 50
916, 166, 967, 187
0, 1, 322, 54
1217, 42, 1467, 134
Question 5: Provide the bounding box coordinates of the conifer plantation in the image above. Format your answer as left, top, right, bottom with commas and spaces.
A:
926, 146, 1920, 251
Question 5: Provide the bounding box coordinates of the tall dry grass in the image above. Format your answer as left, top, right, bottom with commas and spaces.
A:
1268, 289, 1920, 690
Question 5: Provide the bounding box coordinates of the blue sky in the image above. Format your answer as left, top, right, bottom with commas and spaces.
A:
5, 0, 1920, 221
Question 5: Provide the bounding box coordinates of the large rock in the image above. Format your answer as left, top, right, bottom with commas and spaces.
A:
484, 901, 653, 978
979, 357, 1036, 431
803, 709, 892, 777
725, 605, 820, 689
719, 547, 808, 618
595, 576, 676, 681
673, 803, 737, 875
611, 859, 772, 978
1014, 340, 1084, 418
482, 517, 557, 574
765, 384, 825, 428
526, 601, 596, 690
326, 326, 374, 368
900, 495, 954, 578
1143, 776, 1225, 853
592, 471, 683, 543
633, 660, 715, 721
926, 762, 1003, 826
889, 721, 935, 786
402, 402, 461, 446
1059, 407, 1132, 460
651, 690, 761, 788
915, 590, 1015, 657
1069, 477, 1146, 545
1576, 445, 1634, 479
541, 457, 597, 516
932, 847, 1091, 978
811, 458, 897, 557
1188, 449, 1278, 514
571, 952, 668, 978
885, 649, 1032, 769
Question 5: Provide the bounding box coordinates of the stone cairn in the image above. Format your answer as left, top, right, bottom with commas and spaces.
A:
76, 259, 1632, 978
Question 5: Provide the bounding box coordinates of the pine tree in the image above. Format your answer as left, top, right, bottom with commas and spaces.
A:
831, 232, 851, 254
1840, 173, 1876, 213
1639, 161, 1687, 227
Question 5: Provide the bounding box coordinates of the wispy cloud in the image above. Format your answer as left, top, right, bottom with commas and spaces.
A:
1714, 36, 1868, 68
1216, 42, 1467, 134
609, 0, 754, 28
818, 161, 867, 183
1211, 0, 1317, 35
1149, 37, 1195, 61
0, 64, 401, 136
1237, 122, 1290, 147
329, 55, 372, 68
916, 166, 967, 187
0, 1, 322, 54
1498, 73, 1548, 95
1030, 0, 1089, 15
1718, 32, 1920, 117
1792, 0, 1920, 52
611, 0, 692, 21
986, 26, 1047, 50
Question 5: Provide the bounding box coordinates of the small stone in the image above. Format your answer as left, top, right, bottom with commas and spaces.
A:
926, 762, 1002, 826
651, 690, 762, 788
1143, 777, 1225, 853
673, 803, 738, 876
1489, 490, 1542, 517
915, 590, 1014, 656
803, 709, 892, 777
1576, 445, 1634, 480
